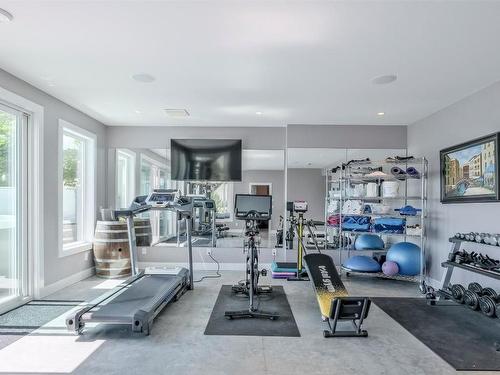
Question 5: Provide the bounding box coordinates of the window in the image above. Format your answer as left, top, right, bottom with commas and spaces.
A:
0, 103, 27, 309
140, 158, 152, 195
212, 183, 233, 221
139, 154, 176, 241
59, 120, 96, 256
115, 149, 135, 209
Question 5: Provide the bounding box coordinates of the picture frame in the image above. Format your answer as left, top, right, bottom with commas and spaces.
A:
440, 132, 500, 203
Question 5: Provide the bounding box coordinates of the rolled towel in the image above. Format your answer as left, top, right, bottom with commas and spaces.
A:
406, 167, 420, 178
390, 166, 406, 179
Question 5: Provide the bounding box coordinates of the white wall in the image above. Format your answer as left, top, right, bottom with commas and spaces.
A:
0, 68, 107, 288
408, 81, 500, 289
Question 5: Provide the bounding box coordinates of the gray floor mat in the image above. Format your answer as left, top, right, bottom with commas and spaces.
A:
204, 285, 300, 337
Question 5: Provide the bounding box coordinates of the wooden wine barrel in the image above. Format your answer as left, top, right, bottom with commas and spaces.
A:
134, 218, 152, 247
93, 221, 131, 278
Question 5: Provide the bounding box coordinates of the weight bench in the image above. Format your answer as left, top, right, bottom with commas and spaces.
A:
303, 253, 371, 338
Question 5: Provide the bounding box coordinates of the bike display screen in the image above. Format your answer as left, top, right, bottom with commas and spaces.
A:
234, 194, 272, 220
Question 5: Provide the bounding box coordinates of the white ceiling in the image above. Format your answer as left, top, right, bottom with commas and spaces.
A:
1, 1, 500, 127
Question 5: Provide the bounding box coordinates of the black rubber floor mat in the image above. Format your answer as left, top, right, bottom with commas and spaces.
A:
0, 300, 79, 349
204, 285, 300, 337
372, 297, 500, 371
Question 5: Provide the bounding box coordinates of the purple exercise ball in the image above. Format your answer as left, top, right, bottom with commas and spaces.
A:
382, 261, 399, 276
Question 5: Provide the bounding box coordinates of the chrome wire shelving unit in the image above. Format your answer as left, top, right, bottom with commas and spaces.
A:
324, 157, 428, 291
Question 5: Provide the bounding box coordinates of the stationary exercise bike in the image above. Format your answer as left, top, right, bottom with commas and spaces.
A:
225, 194, 279, 320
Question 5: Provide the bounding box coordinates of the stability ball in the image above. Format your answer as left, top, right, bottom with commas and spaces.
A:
382, 261, 399, 276
386, 242, 421, 276
343, 255, 381, 273
355, 234, 385, 250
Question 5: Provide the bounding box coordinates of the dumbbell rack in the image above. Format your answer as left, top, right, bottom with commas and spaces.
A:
435, 238, 500, 302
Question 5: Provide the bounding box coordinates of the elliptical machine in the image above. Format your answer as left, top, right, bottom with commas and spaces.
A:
225, 194, 279, 320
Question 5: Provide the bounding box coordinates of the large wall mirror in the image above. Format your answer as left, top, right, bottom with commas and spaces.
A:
108, 147, 285, 252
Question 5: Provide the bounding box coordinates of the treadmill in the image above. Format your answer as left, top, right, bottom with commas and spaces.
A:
66, 189, 194, 335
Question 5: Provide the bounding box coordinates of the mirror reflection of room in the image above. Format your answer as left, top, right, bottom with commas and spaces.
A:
112, 147, 284, 250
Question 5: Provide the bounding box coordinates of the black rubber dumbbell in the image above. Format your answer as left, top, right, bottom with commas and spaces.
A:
463, 282, 486, 310
478, 288, 500, 318
451, 284, 467, 304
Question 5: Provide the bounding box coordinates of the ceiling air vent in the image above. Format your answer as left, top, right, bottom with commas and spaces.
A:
164, 109, 190, 117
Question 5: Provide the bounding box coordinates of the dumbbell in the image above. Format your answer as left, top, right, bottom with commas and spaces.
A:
463, 282, 486, 310
451, 284, 467, 303
475, 233, 488, 243
452, 282, 484, 306
478, 289, 500, 318
464, 232, 475, 241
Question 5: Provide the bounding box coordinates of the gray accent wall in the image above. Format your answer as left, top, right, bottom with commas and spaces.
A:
231, 170, 285, 231
107, 126, 286, 150
287, 168, 326, 222
0, 69, 107, 287
287, 124, 407, 149
408, 81, 500, 289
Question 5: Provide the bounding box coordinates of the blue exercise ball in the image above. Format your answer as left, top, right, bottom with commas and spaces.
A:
386, 242, 421, 276
355, 234, 385, 250
343, 255, 381, 273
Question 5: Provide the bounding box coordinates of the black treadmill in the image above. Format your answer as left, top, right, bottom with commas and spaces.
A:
66, 189, 194, 335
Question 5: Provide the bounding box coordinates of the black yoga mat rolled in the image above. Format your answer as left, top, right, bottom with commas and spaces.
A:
373, 297, 500, 371
204, 285, 300, 337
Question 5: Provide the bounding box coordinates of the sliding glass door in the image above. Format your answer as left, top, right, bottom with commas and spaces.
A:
0, 103, 27, 312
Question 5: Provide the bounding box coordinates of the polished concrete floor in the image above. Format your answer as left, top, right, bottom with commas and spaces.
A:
0, 271, 495, 375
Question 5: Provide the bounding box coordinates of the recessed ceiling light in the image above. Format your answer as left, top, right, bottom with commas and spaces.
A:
164, 109, 190, 117
0, 8, 13, 23
371, 74, 397, 85
135, 110, 141, 114
256, 111, 263, 115
377, 112, 385, 116
131, 73, 155, 83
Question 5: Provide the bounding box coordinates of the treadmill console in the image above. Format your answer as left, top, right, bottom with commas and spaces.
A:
234, 194, 272, 221
146, 189, 179, 208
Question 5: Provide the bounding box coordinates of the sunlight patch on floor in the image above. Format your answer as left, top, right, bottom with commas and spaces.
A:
0, 305, 105, 373
0, 335, 104, 373
91, 279, 124, 290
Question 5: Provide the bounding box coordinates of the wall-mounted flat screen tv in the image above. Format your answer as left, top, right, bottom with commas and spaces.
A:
170, 139, 242, 181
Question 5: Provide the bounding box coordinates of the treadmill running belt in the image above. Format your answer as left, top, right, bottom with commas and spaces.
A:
88, 275, 182, 319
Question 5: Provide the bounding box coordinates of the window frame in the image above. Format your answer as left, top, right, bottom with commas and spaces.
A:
139, 153, 170, 242
58, 119, 96, 257
115, 148, 136, 209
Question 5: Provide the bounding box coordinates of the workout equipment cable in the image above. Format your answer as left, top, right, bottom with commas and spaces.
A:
194, 252, 221, 283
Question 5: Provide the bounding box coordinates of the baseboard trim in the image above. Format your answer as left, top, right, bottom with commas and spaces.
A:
39, 267, 95, 298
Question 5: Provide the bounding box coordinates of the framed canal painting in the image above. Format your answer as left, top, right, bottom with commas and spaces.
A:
440, 132, 499, 203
